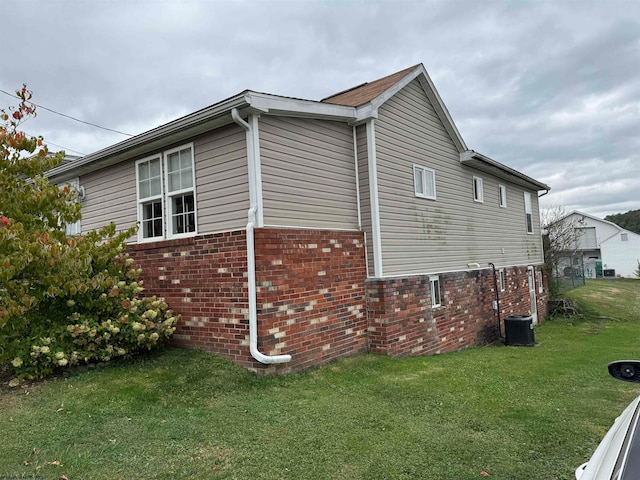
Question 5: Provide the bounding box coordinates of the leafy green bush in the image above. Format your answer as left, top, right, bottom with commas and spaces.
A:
0, 87, 178, 384
2, 226, 178, 383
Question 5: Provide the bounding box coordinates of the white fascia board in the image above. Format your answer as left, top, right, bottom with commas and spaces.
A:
246, 92, 356, 121
461, 150, 551, 191
353, 104, 378, 124
48, 94, 249, 181
352, 64, 468, 153
415, 68, 468, 152
355, 64, 424, 123
354, 66, 425, 124
48, 91, 355, 182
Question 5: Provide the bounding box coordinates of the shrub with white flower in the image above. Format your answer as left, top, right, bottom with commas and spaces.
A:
2, 238, 179, 384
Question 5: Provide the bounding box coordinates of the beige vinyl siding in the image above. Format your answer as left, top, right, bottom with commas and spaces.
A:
375, 79, 544, 276
356, 124, 374, 275
194, 124, 249, 232
78, 123, 249, 242
260, 116, 359, 229
79, 161, 137, 235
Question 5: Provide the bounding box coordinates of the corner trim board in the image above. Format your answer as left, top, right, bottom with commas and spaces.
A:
366, 119, 384, 277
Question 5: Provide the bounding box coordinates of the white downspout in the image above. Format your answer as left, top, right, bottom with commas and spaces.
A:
232, 108, 291, 365
352, 126, 362, 230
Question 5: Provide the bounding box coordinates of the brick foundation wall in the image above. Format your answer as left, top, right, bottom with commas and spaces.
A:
128, 229, 548, 374
254, 229, 368, 374
128, 231, 255, 368
498, 265, 549, 334
128, 228, 368, 374
366, 265, 548, 357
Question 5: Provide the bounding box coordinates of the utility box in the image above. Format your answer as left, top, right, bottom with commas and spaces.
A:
504, 315, 535, 346
603, 269, 616, 277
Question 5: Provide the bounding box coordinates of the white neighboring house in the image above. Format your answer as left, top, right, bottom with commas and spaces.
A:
565, 210, 640, 278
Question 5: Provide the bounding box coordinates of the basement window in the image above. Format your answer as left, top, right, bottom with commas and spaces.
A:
537, 270, 543, 294
413, 165, 436, 200
499, 268, 505, 292
430, 275, 441, 308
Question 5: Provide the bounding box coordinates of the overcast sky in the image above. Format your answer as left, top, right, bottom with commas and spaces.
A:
1, 0, 638, 218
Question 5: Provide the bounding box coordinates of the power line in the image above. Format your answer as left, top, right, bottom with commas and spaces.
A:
22, 131, 86, 156
0, 88, 134, 137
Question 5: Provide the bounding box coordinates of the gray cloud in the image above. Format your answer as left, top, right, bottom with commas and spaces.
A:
1, 0, 638, 218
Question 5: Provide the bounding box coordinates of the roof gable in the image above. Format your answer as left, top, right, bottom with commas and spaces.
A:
565, 210, 640, 244
323, 64, 468, 153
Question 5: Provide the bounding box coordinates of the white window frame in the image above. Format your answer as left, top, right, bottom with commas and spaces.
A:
537, 270, 543, 294
429, 275, 441, 308
524, 192, 533, 234
473, 176, 484, 203
164, 143, 198, 240
499, 268, 505, 292
524, 192, 533, 235
413, 164, 436, 200
136, 154, 165, 242
58, 177, 82, 236
499, 184, 507, 208
135, 143, 198, 243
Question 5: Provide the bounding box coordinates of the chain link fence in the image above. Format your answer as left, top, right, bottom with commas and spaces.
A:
550, 254, 586, 295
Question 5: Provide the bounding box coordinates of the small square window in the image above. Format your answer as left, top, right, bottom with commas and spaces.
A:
621, 233, 628, 242
413, 165, 436, 200
473, 176, 484, 203
430, 275, 441, 308
499, 269, 505, 292
499, 185, 507, 208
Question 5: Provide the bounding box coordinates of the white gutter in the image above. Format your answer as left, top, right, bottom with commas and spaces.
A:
460, 150, 550, 191
48, 94, 249, 180
232, 108, 291, 365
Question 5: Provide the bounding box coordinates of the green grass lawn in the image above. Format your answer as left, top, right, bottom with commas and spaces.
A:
1, 278, 640, 480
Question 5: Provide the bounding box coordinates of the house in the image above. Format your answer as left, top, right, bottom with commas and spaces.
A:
47, 64, 550, 374
560, 211, 640, 278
